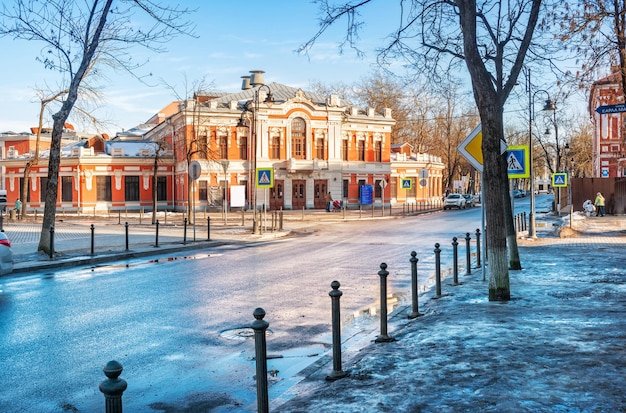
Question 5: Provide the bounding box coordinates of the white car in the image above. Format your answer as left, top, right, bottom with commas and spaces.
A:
0, 232, 13, 275
443, 194, 467, 210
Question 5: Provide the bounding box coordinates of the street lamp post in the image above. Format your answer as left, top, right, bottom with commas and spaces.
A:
239, 70, 274, 234
527, 69, 557, 236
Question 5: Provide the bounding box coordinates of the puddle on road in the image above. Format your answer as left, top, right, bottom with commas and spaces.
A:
92, 253, 221, 269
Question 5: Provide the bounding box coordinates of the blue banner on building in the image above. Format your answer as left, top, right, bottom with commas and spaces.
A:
360, 185, 373, 205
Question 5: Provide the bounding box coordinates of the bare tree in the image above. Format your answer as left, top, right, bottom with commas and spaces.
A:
556, 1, 626, 95
19, 89, 67, 221
0, 0, 195, 254
301, 0, 545, 300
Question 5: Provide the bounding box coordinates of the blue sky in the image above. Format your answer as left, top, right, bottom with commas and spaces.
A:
0, 1, 402, 136
0, 1, 588, 138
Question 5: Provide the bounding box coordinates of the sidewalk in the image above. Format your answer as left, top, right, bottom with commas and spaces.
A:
2, 207, 402, 274
271, 212, 626, 412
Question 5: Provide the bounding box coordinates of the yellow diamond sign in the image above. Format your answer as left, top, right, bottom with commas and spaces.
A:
458, 124, 483, 172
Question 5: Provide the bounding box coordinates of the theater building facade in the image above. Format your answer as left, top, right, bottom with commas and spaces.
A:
0, 79, 445, 213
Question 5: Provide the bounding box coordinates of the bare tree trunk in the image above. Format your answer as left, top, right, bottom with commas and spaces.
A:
38, 115, 65, 253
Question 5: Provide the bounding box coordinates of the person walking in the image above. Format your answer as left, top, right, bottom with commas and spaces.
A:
325, 192, 332, 212
14, 198, 22, 219
594, 192, 605, 217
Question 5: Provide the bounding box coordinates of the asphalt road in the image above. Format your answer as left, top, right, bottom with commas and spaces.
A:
0, 206, 488, 412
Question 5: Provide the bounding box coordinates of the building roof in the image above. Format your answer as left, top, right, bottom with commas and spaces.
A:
211, 82, 331, 110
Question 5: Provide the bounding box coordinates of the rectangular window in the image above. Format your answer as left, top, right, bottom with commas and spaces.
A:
219, 136, 228, 159
124, 176, 140, 202
199, 135, 208, 155
198, 180, 208, 200
357, 140, 365, 161
390, 177, 397, 198
39, 177, 47, 203
61, 176, 72, 202
316, 138, 325, 159
342, 140, 348, 161
343, 179, 349, 198
292, 137, 306, 159
271, 136, 281, 159
239, 137, 248, 160
375, 179, 382, 198
375, 141, 382, 162
97, 176, 112, 201
157, 176, 167, 201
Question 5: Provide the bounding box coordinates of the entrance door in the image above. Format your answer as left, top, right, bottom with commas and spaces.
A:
314, 180, 328, 209
269, 180, 284, 211
292, 180, 306, 210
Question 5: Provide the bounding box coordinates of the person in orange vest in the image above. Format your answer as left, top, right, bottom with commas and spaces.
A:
594, 192, 605, 217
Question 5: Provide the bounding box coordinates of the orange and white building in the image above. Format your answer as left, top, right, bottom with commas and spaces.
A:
0, 76, 444, 212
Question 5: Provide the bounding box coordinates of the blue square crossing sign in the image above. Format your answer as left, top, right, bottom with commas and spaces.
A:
256, 168, 274, 188
506, 146, 529, 179
551, 172, 568, 187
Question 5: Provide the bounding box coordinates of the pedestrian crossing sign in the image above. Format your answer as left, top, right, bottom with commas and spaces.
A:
402, 178, 412, 190
256, 168, 274, 188
506, 146, 530, 178
551, 172, 568, 187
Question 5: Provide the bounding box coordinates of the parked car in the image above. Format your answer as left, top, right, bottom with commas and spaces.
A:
513, 189, 525, 198
0, 232, 13, 275
462, 194, 475, 207
443, 194, 467, 210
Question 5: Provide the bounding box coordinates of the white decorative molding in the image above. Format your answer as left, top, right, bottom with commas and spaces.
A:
143, 170, 151, 190
84, 169, 93, 191
114, 170, 122, 191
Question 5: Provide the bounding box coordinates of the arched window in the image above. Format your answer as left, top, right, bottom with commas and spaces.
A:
291, 117, 306, 159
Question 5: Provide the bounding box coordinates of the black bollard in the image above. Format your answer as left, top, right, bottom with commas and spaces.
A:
475, 228, 481, 268
90, 224, 95, 256
207, 216, 211, 241
326, 281, 349, 380
99, 360, 127, 413
0, 214, 3, 231
465, 232, 472, 275
523, 211, 527, 231
251, 308, 269, 413
375, 263, 395, 343
124, 222, 129, 251
452, 237, 459, 286
155, 220, 160, 247
118, 210, 121, 225
408, 251, 423, 319
49, 226, 55, 260
183, 217, 187, 245
434, 243, 442, 297
279, 210, 284, 231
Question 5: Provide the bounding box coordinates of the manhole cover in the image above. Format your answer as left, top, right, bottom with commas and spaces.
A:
220, 327, 273, 341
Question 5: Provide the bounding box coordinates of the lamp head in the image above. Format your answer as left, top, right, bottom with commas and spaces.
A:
542, 98, 556, 112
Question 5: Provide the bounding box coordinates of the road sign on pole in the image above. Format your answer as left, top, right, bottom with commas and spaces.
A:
552, 172, 568, 187
595, 103, 626, 114
256, 168, 274, 188
188, 161, 202, 180
506, 145, 530, 178
458, 124, 507, 173
458, 124, 484, 172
